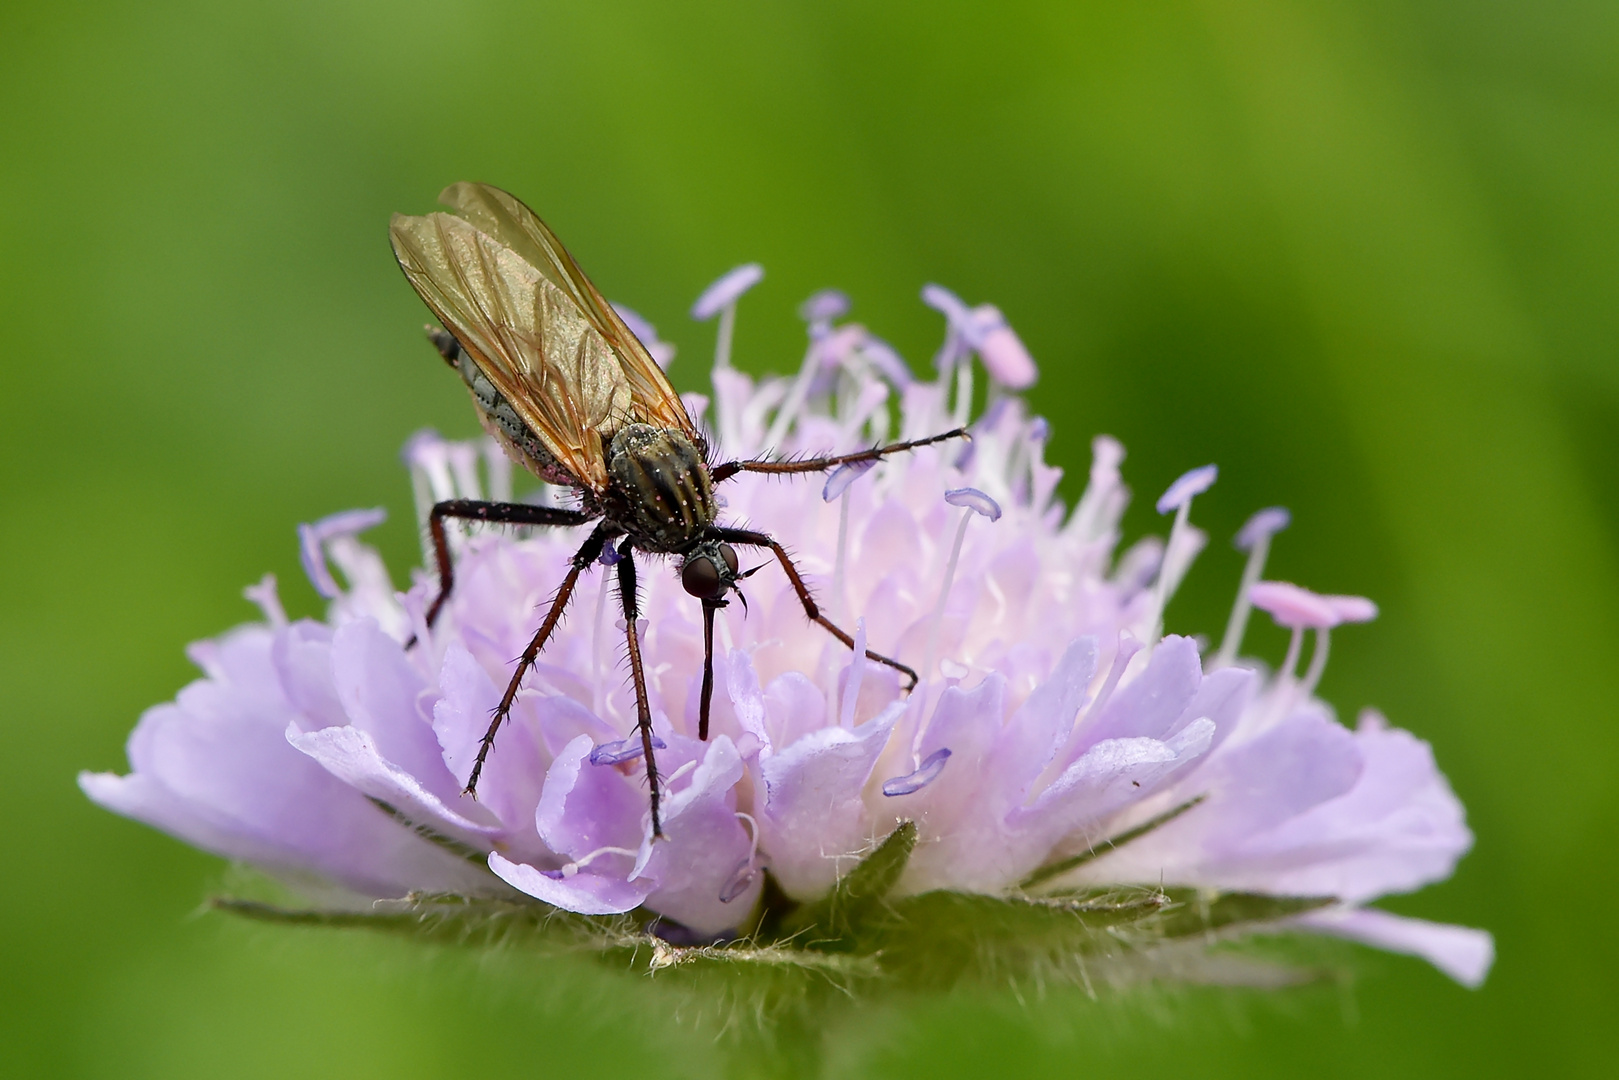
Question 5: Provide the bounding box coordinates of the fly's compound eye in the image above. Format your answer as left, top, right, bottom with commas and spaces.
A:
719, 543, 739, 575
682, 554, 724, 599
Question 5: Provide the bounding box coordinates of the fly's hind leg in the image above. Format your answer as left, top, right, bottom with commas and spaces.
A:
711, 525, 919, 691
412, 499, 597, 644
464, 520, 614, 797
614, 539, 666, 838
708, 428, 969, 484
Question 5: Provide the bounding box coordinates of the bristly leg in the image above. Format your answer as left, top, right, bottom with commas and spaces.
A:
712, 526, 919, 690
464, 521, 614, 798
615, 539, 664, 838
412, 499, 595, 646
708, 427, 969, 484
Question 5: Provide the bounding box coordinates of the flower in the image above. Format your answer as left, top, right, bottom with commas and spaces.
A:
82, 271, 1491, 993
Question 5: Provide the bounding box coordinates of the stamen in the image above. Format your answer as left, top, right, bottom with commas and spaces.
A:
542, 845, 640, 879
799, 288, 851, 327
662, 758, 699, 794
718, 811, 764, 903
1214, 506, 1291, 669
1155, 464, 1218, 515
826, 461, 874, 624
1299, 627, 1331, 697
840, 618, 868, 729
922, 489, 1003, 681
858, 337, 913, 387
243, 574, 287, 629
882, 748, 952, 797
446, 441, 481, 500
1279, 624, 1306, 681
1299, 595, 1376, 698
968, 304, 1038, 389
1143, 465, 1216, 642
822, 459, 876, 503
762, 337, 822, 451
589, 734, 669, 766
1069, 435, 1125, 545
297, 507, 387, 600
691, 263, 765, 364
481, 438, 513, 503
951, 356, 974, 430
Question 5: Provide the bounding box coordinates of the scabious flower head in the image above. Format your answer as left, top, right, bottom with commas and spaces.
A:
82, 269, 1491, 1004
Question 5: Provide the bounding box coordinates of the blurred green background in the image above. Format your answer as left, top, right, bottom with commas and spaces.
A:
3, 0, 1615, 1075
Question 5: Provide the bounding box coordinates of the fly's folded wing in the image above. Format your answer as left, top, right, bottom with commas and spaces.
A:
389, 209, 628, 490
436, 182, 698, 442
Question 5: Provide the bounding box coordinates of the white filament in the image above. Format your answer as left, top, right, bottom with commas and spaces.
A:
1214, 532, 1273, 669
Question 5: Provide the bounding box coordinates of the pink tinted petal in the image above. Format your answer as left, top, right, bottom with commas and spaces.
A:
641, 737, 756, 934
535, 735, 647, 860
288, 724, 499, 846
84, 693, 495, 899
1220, 713, 1472, 902
985, 637, 1098, 804
759, 706, 901, 897
1075, 635, 1203, 752
271, 621, 346, 730
489, 853, 651, 915
1296, 907, 1494, 988
1016, 719, 1216, 851
331, 620, 458, 799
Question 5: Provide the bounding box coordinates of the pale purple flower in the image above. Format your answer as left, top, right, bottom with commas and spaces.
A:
83, 277, 1489, 988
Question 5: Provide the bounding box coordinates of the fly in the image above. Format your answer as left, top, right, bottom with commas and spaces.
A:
390, 183, 965, 837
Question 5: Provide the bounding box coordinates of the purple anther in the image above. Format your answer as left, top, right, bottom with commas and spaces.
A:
297, 524, 339, 599
297, 507, 387, 599
969, 305, 1038, 388
1027, 416, 1050, 442
1324, 594, 1379, 624
718, 857, 759, 903
588, 735, 667, 766
921, 283, 972, 326
691, 263, 764, 321
945, 487, 1002, 522
799, 288, 851, 325
611, 303, 676, 369
1249, 581, 1340, 629
822, 459, 876, 502
597, 546, 623, 567
1155, 464, 1219, 515
1235, 506, 1292, 551
400, 428, 445, 468
817, 324, 867, 366
860, 338, 914, 386
882, 748, 952, 797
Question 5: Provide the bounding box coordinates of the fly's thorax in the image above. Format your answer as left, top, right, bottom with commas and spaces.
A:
455, 353, 575, 486
606, 423, 717, 552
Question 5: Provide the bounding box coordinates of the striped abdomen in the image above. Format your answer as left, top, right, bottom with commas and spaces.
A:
606, 424, 717, 552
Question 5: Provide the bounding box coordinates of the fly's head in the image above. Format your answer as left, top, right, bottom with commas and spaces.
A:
679, 538, 741, 604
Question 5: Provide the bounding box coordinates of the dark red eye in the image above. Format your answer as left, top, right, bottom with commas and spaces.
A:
719, 543, 739, 575
682, 555, 723, 599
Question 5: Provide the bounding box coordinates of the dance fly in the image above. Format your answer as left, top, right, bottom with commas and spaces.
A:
389, 183, 965, 836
